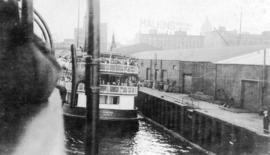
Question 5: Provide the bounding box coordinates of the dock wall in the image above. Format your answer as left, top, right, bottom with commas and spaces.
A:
136, 91, 270, 155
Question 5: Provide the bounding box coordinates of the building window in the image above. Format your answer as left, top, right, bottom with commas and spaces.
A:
154, 69, 159, 81
173, 65, 176, 70
146, 68, 150, 80
161, 69, 167, 81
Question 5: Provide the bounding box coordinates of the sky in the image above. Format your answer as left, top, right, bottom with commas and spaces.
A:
34, 0, 270, 44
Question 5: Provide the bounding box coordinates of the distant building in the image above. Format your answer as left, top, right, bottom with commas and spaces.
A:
136, 30, 204, 50
74, 28, 85, 48
72, 23, 107, 52
100, 23, 108, 52
55, 39, 75, 50
203, 27, 270, 48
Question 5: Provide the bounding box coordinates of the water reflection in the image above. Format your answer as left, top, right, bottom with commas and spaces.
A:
65, 118, 204, 155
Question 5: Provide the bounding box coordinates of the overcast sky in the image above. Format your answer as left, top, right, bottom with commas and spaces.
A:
34, 0, 270, 44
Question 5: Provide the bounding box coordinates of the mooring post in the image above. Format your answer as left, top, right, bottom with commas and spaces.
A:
85, 0, 100, 154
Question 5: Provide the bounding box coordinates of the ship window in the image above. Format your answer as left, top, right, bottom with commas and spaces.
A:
100, 96, 119, 105
100, 96, 107, 104
109, 96, 119, 105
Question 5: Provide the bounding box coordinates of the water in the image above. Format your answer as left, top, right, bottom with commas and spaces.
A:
65, 118, 204, 155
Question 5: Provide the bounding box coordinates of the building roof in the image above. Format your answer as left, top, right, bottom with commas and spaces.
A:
217, 49, 270, 65
111, 43, 160, 55
130, 45, 269, 62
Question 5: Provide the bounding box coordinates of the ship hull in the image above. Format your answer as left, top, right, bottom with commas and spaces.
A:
63, 104, 139, 121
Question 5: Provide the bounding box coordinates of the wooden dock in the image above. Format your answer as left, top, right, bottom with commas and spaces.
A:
139, 87, 269, 138
137, 87, 270, 154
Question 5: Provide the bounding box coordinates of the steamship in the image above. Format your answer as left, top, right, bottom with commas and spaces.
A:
57, 52, 139, 121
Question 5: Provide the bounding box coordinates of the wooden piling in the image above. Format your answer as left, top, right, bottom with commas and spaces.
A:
173, 105, 178, 131
210, 118, 217, 152
180, 106, 185, 135
164, 102, 169, 127
161, 100, 165, 125
191, 112, 197, 142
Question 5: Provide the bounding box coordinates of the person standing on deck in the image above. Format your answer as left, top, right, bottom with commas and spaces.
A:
263, 110, 270, 134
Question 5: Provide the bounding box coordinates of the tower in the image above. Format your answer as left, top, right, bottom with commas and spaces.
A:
200, 17, 212, 36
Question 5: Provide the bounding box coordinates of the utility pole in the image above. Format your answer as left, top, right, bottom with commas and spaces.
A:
262, 49, 267, 109
85, 0, 100, 154
238, 8, 243, 45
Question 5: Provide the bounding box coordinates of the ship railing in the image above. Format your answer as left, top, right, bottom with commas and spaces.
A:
100, 63, 138, 74
76, 62, 138, 74
57, 80, 138, 95
100, 85, 138, 95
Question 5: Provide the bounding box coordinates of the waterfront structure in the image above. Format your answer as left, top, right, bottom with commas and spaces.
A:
135, 46, 270, 112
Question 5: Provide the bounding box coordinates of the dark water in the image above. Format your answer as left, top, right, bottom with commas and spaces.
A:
64, 118, 204, 155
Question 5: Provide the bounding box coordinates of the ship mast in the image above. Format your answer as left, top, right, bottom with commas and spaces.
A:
76, 0, 80, 48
